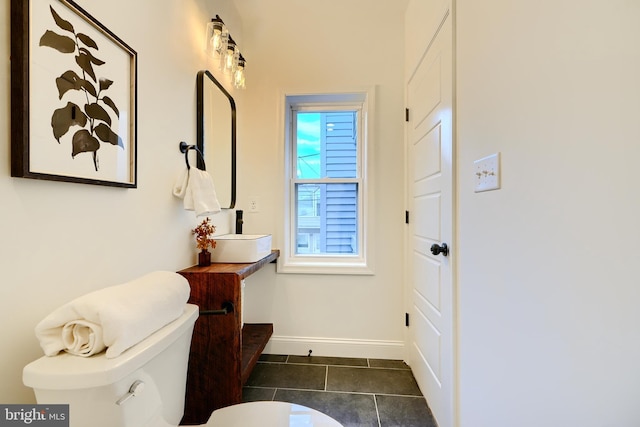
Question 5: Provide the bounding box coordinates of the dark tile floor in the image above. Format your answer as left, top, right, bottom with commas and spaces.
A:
243, 354, 438, 427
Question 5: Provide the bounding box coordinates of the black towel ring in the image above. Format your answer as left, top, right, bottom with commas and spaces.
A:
179, 141, 206, 170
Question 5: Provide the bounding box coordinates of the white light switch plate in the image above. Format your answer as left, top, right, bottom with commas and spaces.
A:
474, 153, 501, 192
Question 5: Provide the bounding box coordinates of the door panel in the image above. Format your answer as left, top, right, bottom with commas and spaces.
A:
406, 10, 454, 427
414, 304, 442, 378
410, 54, 442, 134
414, 124, 442, 181
414, 193, 441, 240
413, 251, 441, 313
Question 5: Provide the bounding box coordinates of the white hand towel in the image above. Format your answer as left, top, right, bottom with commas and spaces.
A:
35, 271, 190, 359
172, 168, 189, 200
188, 168, 222, 217
172, 168, 196, 211
172, 167, 221, 216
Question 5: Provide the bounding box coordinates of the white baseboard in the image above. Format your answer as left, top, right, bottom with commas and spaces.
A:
263, 335, 405, 360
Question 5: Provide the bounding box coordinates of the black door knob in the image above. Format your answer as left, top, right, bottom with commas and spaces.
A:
430, 243, 449, 257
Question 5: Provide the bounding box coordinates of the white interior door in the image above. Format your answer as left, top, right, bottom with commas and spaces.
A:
406, 11, 454, 427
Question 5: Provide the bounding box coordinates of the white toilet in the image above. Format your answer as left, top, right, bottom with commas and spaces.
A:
23, 304, 342, 427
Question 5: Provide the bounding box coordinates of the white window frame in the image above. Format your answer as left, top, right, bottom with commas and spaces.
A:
279, 89, 375, 275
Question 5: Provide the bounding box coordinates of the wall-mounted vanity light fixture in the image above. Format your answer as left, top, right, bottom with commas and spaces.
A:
206, 15, 246, 89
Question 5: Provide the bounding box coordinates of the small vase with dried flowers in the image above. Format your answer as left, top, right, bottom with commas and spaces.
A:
192, 217, 217, 266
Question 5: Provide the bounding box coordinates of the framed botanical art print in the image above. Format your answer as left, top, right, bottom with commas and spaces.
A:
11, 0, 137, 187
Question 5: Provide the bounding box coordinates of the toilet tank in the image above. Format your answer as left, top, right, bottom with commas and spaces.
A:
23, 304, 199, 427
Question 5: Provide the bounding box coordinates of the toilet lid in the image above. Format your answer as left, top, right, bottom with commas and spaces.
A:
204, 401, 343, 427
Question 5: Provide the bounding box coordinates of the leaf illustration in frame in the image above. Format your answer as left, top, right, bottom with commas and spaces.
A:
49, 5, 74, 33
78, 47, 105, 65
94, 123, 123, 148
79, 79, 97, 97
12, 0, 137, 186
85, 103, 111, 126
75, 53, 96, 81
40, 30, 75, 53
55, 70, 97, 99
77, 33, 98, 49
99, 78, 113, 91
55, 70, 81, 99
51, 102, 88, 142
71, 129, 100, 157
102, 96, 119, 116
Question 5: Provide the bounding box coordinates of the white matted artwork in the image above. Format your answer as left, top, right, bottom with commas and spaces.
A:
11, 0, 137, 187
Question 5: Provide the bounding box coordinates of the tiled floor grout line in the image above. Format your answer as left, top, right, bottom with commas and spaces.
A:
257, 360, 411, 371
373, 394, 382, 427
324, 365, 329, 391
245, 385, 423, 399
330, 365, 411, 371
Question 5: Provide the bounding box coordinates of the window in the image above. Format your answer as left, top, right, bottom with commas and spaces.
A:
282, 91, 374, 274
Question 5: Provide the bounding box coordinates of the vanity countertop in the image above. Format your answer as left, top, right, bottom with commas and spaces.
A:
179, 249, 279, 278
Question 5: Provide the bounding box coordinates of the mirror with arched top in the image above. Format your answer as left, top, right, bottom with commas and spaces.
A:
196, 70, 236, 209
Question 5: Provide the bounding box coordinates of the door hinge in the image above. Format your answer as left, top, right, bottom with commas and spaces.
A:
405, 108, 410, 122
405, 312, 410, 327
405, 210, 410, 224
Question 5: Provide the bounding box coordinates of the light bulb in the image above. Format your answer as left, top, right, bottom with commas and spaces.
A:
211, 29, 221, 52
206, 16, 225, 57
234, 55, 246, 89
223, 38, 236, 74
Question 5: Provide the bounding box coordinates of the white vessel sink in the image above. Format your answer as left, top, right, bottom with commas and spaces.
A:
211, 234, 272, 263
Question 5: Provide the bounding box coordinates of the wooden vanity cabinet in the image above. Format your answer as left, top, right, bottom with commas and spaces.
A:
178, 250, 278, 425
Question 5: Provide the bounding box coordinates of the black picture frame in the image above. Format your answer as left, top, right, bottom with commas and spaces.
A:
11, 0, 137, 187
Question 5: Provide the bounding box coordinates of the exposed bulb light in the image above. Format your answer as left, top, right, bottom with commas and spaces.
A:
206, 16, 226, 56
234, 55, 246, 89
222, 36, 236, 74
205, 15, 246, 89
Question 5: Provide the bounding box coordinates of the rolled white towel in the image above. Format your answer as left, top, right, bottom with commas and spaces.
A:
61, 319, 105, 357
35, 271, 190, 359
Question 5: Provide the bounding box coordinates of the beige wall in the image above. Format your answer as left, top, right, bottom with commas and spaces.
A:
236, 0, 409, 357
455, 0, 640, 425
0, 0, 241, 402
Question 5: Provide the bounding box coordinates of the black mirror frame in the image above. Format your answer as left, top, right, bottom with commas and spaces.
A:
196, 70, 236, 209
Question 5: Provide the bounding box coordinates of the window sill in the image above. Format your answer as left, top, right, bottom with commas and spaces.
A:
277, 257, 374, 275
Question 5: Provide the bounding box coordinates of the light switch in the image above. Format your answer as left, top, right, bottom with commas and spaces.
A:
474, 153, 501, 192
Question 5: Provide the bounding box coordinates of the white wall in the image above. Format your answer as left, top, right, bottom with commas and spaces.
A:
235, 0, 409, 358
455, 1, 640, 425
0, 0, 241, 403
